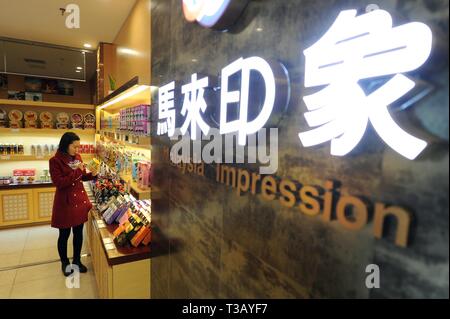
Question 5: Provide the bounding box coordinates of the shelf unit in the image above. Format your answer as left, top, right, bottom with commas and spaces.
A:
94, 77, 152, 200
0, 127, 96, 135
0, 99, 95, 110
0, 110, 97, 199
118, 174, 151, 200
0, 154, 95, 162
99, 129, 151, 150
97, 77, 151, 114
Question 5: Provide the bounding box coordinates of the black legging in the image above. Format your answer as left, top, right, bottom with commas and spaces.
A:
57, 223, 84, 263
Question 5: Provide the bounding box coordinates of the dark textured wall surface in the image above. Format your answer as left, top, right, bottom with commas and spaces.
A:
150, 0, 449, 298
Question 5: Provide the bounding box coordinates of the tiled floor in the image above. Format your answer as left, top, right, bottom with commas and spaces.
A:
0, 225, 98, 299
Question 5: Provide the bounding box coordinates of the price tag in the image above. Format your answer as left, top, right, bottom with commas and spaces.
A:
0, 155, 11, 160
97, 220, 106, 228
36, 155, 44, 160
105, 243, 116, 250
10, 128, 20, 133
102, 237, 113, 245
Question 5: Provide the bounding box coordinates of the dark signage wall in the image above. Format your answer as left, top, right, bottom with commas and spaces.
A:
151, 0, 449, 298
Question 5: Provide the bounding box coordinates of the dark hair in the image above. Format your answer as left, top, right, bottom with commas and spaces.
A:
58, 132, 80, 153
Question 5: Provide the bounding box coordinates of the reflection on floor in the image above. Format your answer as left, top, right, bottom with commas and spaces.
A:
0, 224, 98, 299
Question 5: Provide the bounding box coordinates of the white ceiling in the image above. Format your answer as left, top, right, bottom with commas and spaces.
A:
0, 0, 137, 49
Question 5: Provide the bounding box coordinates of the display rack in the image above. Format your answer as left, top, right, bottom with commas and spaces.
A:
0, 128, 96, 135
99, 130, 151, 150
0, 99, 95, 110
0, 100, 97, 227
0, 154, 94, 162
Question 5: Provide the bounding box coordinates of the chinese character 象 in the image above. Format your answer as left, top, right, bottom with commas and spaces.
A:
299, 9, 432, 160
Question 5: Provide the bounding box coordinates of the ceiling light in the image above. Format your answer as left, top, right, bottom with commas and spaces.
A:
76, 66, 83, 70
83, 43, 92, 48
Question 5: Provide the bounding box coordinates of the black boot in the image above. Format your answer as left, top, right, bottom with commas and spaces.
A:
72, 260, 88, 273
61, 260, 73, 277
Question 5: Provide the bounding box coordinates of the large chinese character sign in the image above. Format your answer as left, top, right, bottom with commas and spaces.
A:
298, 9, 432, 160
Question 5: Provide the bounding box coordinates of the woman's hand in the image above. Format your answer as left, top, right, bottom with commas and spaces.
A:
77, 162, 86, 171
91, 169, 99, 177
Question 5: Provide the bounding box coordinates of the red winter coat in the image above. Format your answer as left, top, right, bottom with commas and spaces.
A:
49, 150, 96, 229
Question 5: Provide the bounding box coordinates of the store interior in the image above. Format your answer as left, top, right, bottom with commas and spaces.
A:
0, 0, 152, 298
0, 0, 448, 300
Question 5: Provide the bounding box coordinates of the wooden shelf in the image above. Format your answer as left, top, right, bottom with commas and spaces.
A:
0, 127, 96, 135
0, 154, 95, 162
97, 77, 151, 113
0, 181, 54, 190
0, 99, 95, 110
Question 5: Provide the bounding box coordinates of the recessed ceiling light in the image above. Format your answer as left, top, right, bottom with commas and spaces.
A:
76, 70, 81, 73
191, 58, 198, 62
76, 66, 83, 70
256, 27, 263, 32
83, 43, 92, 48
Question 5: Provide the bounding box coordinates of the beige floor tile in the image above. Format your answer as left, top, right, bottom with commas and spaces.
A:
0, 269, 17, 286
0, 239, 26, 255
27, 225, 57, 235
23, 237, 57, 251
14, 262, 61, 284
19, 247, 60, 265
0, 252, 22, 269
0, 284, 12, 298
10, 269, 97, 299
15, 257, 91, 283
0, 227, 29, 242
23, 226, 89, 252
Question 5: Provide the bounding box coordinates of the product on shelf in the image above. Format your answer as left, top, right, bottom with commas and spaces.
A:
39, 111, 54, 129
114, 212, 145, 247
93, 177, 127, 207
84, 113, 95, 129
71, 113, 83, 129
0, 144, 24, 155
137, 161, 151, 190
119, 104, 150, 136
0, 176, 12, 185
24, 111, 38, 128
142, 230, 152, 246
86, 157, 100, 172
39, 169, 51, 183
13, 169, 36, 184
103, 194, 134, 224
131, 225, 151, 248
16, 176, 25, 184
79, 144, 95, 154
30, 144, 58, 157
8, 109, 23, 129
85, 159, 152, 247
0, 109, 7, 128
56, 112, 70, 129
113, 204, 151, 248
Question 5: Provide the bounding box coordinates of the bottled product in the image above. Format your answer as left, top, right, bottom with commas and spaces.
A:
0, 144, 24, 155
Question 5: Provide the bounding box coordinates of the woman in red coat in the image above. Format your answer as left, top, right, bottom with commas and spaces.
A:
49, 132, 97, 276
